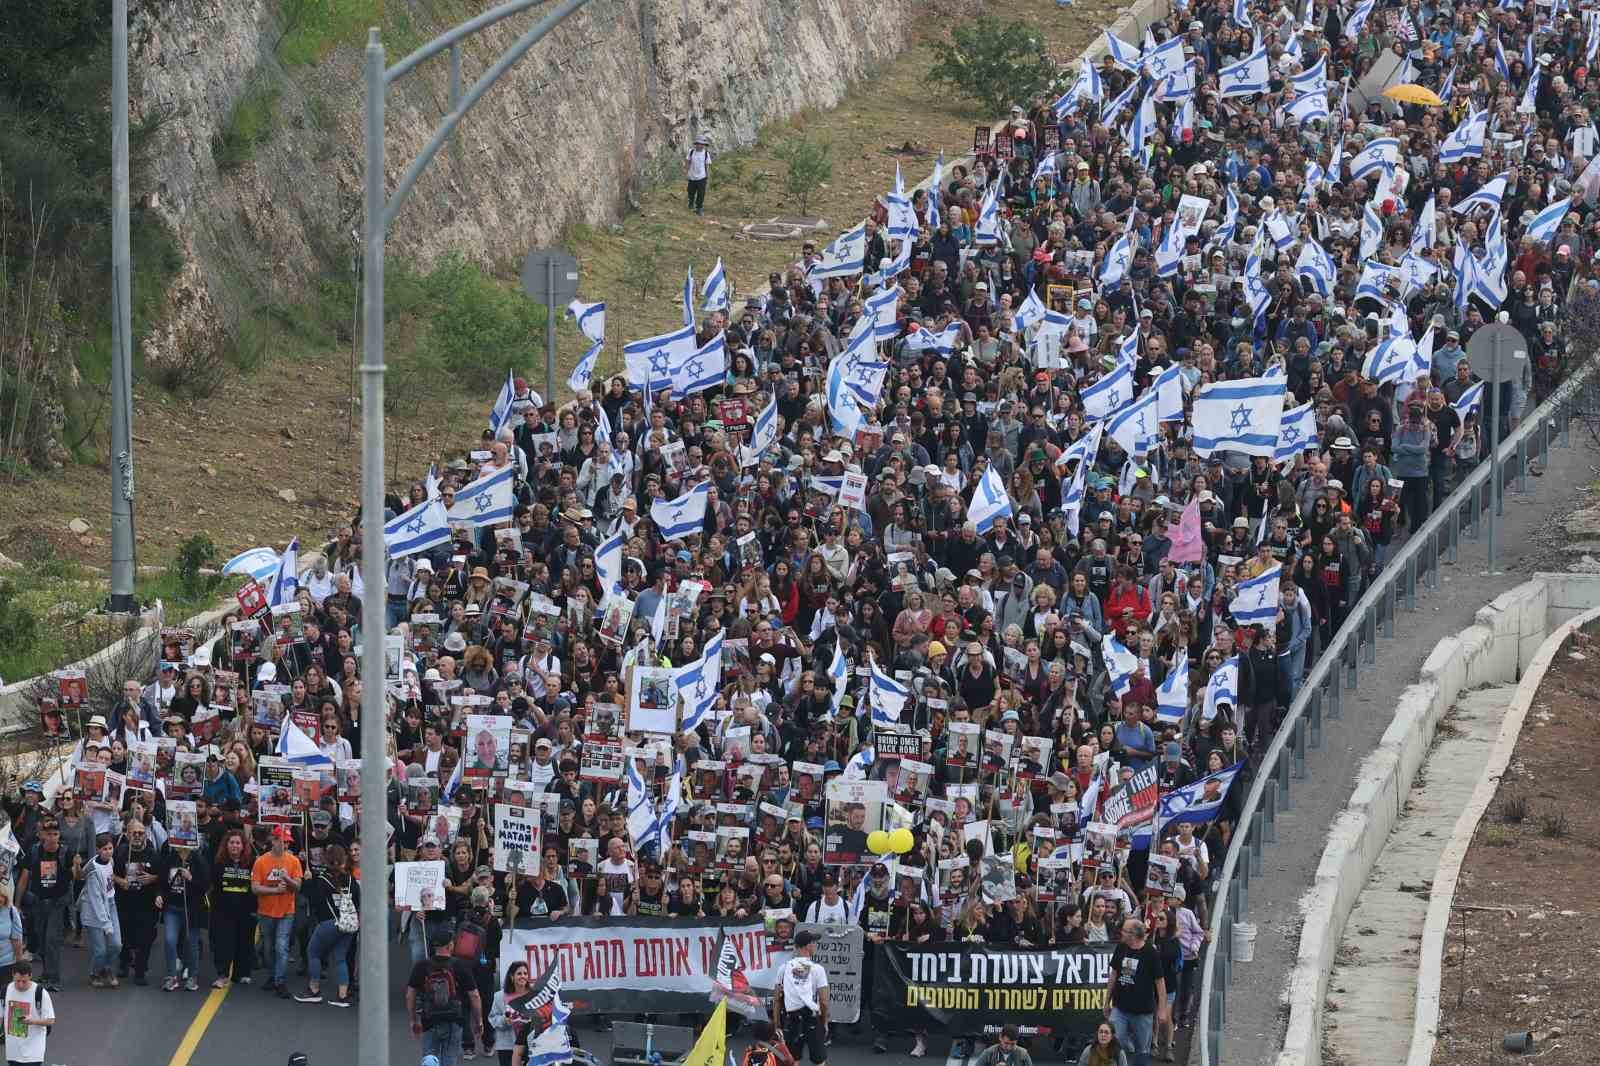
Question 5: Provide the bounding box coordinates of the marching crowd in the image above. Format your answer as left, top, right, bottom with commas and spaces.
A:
3, 1, 1594, 1066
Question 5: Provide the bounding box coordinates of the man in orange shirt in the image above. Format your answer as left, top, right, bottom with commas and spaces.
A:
252, 825, 303, 998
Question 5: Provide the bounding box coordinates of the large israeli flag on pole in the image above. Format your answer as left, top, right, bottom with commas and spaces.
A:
1102, 32, 1142, 71
1452, 173, 1507, 216
447, 465, 517, 527
1191, 376, 1288, 457
1290, 54, 1326, 94
740, 391, 779, 467
1362, 334, 1419, 385
624, 324, 696, 395
1345, 0, 1376, 39
594, 528, 625, 597
867, 285, 903, 341
1103, 633, 1138, 696
278, 718, 334, 768
568, 340, 601, 395
1156, 761, 1246, 834
384, 498, 451, 558
1106, 387, 1160, 457
1231, 564, 1281, 626
1275, 402, 1319, 462
1526, 197, 1575, 244
1012, 289, 1047, 335
1081, 359, 1135, 419
1202, 656, 1239, 721
488, 368, 517, 437
1156, 653, 1188, 725
222, 546, 281, 585
677, 630, 724, 732
672, 332, 727, 399
1347, 137, 1400, 181
651, 482, 711, 542
829, 638, 850, 711
810, 222, 867, 279
966, 467, 1014, 535
826, 356, 864, 436
566, 298, 605, 344
267, 538, 299, 607
700, 258, 729, 313
868, 652, 910, 726
1453, 380, 1485, 422
1439, 108, 1487, 163
1218, 47, 1269, 97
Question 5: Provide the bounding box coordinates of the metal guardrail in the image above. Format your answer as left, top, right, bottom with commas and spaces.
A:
1196, 355, 1600, 1066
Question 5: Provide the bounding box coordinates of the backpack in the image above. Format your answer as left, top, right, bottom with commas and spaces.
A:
420, 961, 463, 1028
333, 885, 359, 934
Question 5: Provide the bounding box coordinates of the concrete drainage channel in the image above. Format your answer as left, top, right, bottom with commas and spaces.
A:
1288, 573, 1600, 1066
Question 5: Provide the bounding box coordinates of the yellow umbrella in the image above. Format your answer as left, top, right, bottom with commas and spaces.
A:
1383, 83, 1444, 107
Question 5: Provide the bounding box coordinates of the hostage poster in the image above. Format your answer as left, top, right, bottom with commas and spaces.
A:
872, 943, 1114, 1043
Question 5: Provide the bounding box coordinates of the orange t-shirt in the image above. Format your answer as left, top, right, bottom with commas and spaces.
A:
251, 851, 304, 919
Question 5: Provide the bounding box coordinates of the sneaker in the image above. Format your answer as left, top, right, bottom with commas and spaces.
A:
911, 1036, 928, 1058
327, 993, 352, 1008
294, 989, 324, 1004
463, 1048, 477, 1061
44, 983, 61, 994
164, 977, 181, 991
237, 975, 252, 985
185, 977, 199, 991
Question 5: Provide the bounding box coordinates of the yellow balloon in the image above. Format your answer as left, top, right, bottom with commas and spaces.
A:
889, 827, 916, 854
866, 830, 892, 855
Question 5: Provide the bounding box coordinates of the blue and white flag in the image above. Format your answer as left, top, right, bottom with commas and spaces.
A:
1031, 151, 1059, 186
624, 323, 697, 395
1231, 0, 1252, 28
1355, 260, 1401, 304
1103, 633, 1139, 697
1453, 173, 1507, 216
903, 322, 963, 357
1154, 362, 1186, 423
1347, 137, 1400, 180
810, 222, 867, 279
222, 546, 281, 585
1439, 108, 1487, 163
1106, 386, 1160, 458
1218, 47, 1270, 97
1156, 761, 1246, 832
1359, 202, 1385, 262
277, 718, 334, 768
1081, 358, 1135, 419
868, 652, 910, 727
1099, 229, 1135, 291
843, 745, 876, 782
1201, 655, 1239, 721
568, 340, 602, 395
677, 630, 724, 732
825, 354, 864, 436
1362, 333, 1419, 384
447, 464, 516, 527
966, 466, 1014, 535
924, 153, 943, 227
650, 481, 710, 542
1521, 63, 1541, 114
1284, 90, 1329, 125
1439, 63, 1458, 102
1295, 237, 1336, 297
566, 298, 605, 344
1275, 402, 1319, 462
672, 332, 727, 399
1142, 34, 1185, 81
1452, 380, 1485, 421
268, 537, 299, 607
1231, 563, 1281, 626
1156, 653, 1188, 725
384, 497, 451, 558
700, 257, 730, 313
625, 757, 656, 853
1191, 376, 1288, 457
1126, 89, 1158, 162
1012, 288, 1048, 335
1412, 196, 1437, 255
1526, 196, 1575, 243
488, 367, 517, 438
424, 462, 441, 501
1103, 32, 1142, 71
1289, 54, 1326, 94
974, 184, 1003, 245
1101, 77, 1140, 126
829, 638, 850, 711
1210, 187, 1240, 249
867, 284, 903, 341
1345, 0, 1376, 39
681, 265, 696, 330
740, 391, 779, 467
886, 162, 919, 239
595, 528, 626, 597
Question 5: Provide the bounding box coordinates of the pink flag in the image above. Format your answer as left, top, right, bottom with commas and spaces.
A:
1168, 498, 1204, 563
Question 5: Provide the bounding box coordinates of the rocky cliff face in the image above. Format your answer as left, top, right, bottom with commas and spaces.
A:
127, 0, 912, 365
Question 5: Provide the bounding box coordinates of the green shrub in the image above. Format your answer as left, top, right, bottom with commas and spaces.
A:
926, 17, 1059, 116
213, 75, 281, 170
175, 533, 221, 600
419, 252, 545, 388
772, 138, 833, 215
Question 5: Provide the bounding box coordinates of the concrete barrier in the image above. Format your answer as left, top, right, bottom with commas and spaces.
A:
1404, 597, 1600, 1066
1275, 574, 1600, 1066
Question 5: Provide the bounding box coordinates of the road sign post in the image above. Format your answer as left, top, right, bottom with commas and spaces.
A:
1466, 322, 1526, 574
521, 247, 580, 402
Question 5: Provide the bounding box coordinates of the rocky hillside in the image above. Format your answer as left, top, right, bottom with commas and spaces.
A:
130, 0, 913, 365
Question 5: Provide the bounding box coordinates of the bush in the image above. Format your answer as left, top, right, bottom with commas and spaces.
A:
926, 17, 1059, 117
213, 75, 280, 171
174, 533, 220, 601
420, 252, 546, 388
0, 581, 40, 657
772, 138, 833, 215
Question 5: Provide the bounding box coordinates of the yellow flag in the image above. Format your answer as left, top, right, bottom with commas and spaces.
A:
684, 1000, 728, 1066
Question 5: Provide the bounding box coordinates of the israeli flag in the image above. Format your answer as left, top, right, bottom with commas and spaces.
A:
277, 718, 334, 768
1102, 633, 1139, 696
624, 323, 696, 395
1218, 47, 1269, 97
903, 322, 963, 357
1355, 260, 1401, 304
447, 465, 516, 527
1099, 230, 1134, 291
1452, 243, 1479, 314
1454, 173, 1507, 216
1284, 90, 1329, 125
1232, 0, 1251, 28
222, 546, 281, 585
1295, 238, 1336, 297
677, 630, 724, 732
1201, 655, 1240, 721
488, 367, 517, 438
700, 257, 730, 313
1362, 334, 1419, 385
1012, 289, 1048, 335
924, 153, 943, 227
1275, 402, 1319, 461
1439, 108, 1487, 163
625, 757, 657, 853
867, 652, 910, 726
967, 466, 1014, 535
974, 184, 1002, 245
568, 340, 601, 395
650, 481, 711, 542
1127, 89, 1158, 161
1191, 376, 1288, 457
1232, 563, 1281, 626
867, 284, 903, 342
1142, 35, 1185, 81
826, 356, 864, 436
1521, 64, 1542, 112
1101, 77, 1140, 126
829, 638, 850, 711
1106, 386, 1160, 457
1290, 54, 1326, 94
887, 162, 919, 240
1156, 761, 1246, 832
424, 462, 441, 501
1154, 363, 1186, 423
1082, 358, 1135, 419
1031, 151, 1059, 186
1398, 253, 1438, 299
267, 537, 299, 607
1103, 31, 1142, 71
1156, 653, 1189, 725
1211, 187, 1240, 249
1471, 242, 1508, 306
672, 332, 727, 399
1526, 197, 1575, 243
843, 745, 876, 782
1359, 202, 1384, 262
1439, 63, 1458, 102
384, 497, 451, 558
1453, 380, 1485, 421
595, 528, 626, 597
1345, 0, 1376, 39
681, 265, 696, 330
810, 222, 867, 279
841, 353, 889, 410
1411, 196, 1437, 255
1348, 137, 1400, 180
740, 391, 779, 467
566, 298, 605, 344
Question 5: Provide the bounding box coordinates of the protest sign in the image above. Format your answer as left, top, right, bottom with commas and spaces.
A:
395, 860, 447, 911
823, 778, 886, 866
463, 713, 512, 781
493, 803, 542, 872
628, 666, 678, 735
795, 923, 864, 1024
168, 801, 200, 848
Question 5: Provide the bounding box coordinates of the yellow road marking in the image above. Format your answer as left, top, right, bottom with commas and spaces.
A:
168, 984, 229, 1066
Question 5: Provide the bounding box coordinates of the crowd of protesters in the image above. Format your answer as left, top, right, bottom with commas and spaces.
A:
2, 1, 1594, 1066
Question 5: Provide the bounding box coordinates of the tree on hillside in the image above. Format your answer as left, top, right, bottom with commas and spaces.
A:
925, 17, 1059, 117
773, 138, 834, 215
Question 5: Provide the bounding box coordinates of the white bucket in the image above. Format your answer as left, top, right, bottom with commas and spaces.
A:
1232, 921, 1258, 963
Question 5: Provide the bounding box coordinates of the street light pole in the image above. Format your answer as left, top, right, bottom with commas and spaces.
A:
357, 4, 598, 1063
110, 0, 137, 612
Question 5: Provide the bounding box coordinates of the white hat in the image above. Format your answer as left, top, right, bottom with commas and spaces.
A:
256, 661, 277, 683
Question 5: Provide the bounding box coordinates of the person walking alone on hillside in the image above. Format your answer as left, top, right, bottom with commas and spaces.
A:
687, 136, 712, 215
